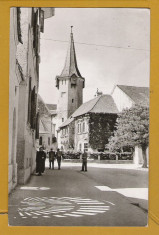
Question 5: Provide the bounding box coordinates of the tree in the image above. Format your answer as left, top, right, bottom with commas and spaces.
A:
107, 105, 149, 168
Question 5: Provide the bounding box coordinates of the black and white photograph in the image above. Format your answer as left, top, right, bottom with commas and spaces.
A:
8, 7, 149, 226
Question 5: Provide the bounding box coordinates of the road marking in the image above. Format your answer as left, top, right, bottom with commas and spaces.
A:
64, 213, 82, 217
72, 212, 96, 215
77, 210, 106, 213
104, 201, 115, 206
19, 212, 24, 216
95, 186, 114, 191
20, 187, 50, 190
81, 206, 109, 208
18, 196, 112, 219
25, 212, 32, 216
54, 215, 66, 217
95, 186, 148, 200
77, 202, 105, 205
115, 188, 148, 200
31, 212, 41, 215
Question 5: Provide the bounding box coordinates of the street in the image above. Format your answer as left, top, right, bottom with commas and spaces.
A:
9, 160, 148, 226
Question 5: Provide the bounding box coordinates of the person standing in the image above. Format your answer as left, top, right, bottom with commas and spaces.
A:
36, 147, 46, 176
81, 150, 88, 172
49, 148, 56, 169
56, 148, 62, 170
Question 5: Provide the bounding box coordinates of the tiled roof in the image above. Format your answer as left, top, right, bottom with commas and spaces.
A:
117, 85, 149, 106
72, 96, 101, 118
46, 104, 57, 111
73, 95, 118, 118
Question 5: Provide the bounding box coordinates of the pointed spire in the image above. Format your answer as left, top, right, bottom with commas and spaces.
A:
60, 27, 81, 77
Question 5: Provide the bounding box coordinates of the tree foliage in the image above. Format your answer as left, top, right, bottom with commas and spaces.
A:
89, 113, 117, 150
107, 105, 149, 167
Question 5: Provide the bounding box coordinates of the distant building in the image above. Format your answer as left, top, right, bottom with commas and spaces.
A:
112, 85, 149, 165
55, 28, 85, 148
9, 8, 54, 193
111, 85, 149, 112
38, 95, 57, 151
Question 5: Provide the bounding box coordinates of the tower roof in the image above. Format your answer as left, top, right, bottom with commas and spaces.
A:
60, 27, 82, 77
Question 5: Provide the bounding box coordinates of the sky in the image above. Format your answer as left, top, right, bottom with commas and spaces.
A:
39, 8, 150, 104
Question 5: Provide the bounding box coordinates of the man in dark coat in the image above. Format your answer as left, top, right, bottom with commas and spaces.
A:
49, 148, 56, 169
81, 150, 88, 172
36, 147, 46, 176
56, 148, 62, 170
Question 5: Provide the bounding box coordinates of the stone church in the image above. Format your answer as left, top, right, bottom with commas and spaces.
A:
55, 29, 149, 159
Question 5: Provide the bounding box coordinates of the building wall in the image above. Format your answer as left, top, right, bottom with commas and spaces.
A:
56, 79, 69, 129
9, 8, 21, 193
60, 126, 69, 151
39, 133, 57, 151
16, 8, 38, 184
112, 86, 134, 112
56, 76, 84, 147
9, 7, 54, 191
67, 76, 84, 117
74, 116, 89, 152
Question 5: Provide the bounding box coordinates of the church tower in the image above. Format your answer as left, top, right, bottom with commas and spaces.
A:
56, 27, 85, 128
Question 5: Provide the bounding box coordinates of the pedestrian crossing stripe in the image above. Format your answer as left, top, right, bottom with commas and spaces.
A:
17, 197, 112, 220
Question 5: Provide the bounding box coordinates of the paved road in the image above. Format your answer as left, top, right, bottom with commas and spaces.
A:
9, 160, 148, 226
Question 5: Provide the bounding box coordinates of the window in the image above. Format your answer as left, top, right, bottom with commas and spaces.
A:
79, 143, 82, 152
62, 118, 64, 122
83, 122, 85, 132
61, 92, 66, 97
72, 99, 74, 103
17, 8, 23, 43
39, 136, 42, 145
52, 136, 57, 144
30, 86, 37, 129
84, 143, 88, 151
78, 123, 81, 134
27, 78, 32, 124
48, 137, 50, 145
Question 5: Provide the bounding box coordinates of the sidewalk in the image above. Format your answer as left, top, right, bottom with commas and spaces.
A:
61, 160, 149, 171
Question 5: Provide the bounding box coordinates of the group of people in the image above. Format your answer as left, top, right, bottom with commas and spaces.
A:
36, 147, 88, 176
36, 147, 63, 176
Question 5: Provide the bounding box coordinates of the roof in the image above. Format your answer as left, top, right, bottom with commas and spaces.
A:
59, 95, 118, 128
73, 95, 118, 118
117, 85, 149, 106
39, 119, 50, 134
46, 104, 57, 111
38, 95, 51, 116
60, 116, 74, 128
42, 8, 55, 19
60, 30, 82, 77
